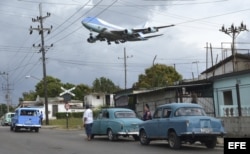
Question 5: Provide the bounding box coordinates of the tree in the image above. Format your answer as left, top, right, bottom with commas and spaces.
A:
22, 90, 37, 101
133, 64, 182, 89
35, 76, 62, 97
92, 77, 121, 93
71, 84, 92, 101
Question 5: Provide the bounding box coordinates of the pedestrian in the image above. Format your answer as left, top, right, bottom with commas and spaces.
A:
142, 104, 152, 121
83, 104, 93, 141
39, 111, 43, 125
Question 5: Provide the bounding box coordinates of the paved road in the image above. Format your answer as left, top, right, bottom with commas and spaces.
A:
0, 126, 223, 154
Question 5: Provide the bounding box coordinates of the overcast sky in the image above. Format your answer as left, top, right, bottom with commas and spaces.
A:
1, 0, 250, 105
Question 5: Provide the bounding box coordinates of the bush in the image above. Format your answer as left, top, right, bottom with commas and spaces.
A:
56, 112, 83, 119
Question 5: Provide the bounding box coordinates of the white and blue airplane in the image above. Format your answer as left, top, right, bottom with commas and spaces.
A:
81, 17, 174, 45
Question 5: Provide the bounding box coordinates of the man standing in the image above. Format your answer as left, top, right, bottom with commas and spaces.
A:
83, 104, 93, 141
39, 111, 43, 125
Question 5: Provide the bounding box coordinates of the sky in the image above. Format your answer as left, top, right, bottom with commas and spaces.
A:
1, 0, 250, 106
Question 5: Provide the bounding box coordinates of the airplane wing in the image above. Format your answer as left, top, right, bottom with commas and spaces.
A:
133, 24, 175, 34
109, 24, 174, 37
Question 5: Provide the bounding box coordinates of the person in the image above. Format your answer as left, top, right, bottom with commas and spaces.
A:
39, 111, 43, 125
83, 104, 93, 141
142, 104, 152, 121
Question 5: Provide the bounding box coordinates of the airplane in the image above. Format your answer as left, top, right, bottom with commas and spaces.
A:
81, 17, 175, 45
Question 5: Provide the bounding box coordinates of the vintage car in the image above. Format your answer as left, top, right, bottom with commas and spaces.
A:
139, 103, 226, 149
1, 112, 15, 126
91, 108, 143, 141
10, 107, 41, 132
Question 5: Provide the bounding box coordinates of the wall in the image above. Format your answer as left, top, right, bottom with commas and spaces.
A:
221, 117, 250, 137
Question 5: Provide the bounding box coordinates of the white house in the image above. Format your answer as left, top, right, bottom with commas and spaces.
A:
19, 96, 85, 120
84, 93, 115, 108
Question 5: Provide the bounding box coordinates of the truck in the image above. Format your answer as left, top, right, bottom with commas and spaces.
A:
10, 107, 41, 132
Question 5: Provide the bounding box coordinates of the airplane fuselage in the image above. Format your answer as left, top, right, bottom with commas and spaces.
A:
81, 16, 174, 44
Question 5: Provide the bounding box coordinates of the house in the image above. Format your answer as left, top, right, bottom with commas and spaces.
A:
201, 53, 250, 117
84, 93, 115, 108
114, 82, 214, 118
19, 96, 85, 120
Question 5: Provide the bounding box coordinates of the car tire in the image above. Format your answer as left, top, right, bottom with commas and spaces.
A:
204, 136, 217, 149
14, 126, 19, 132
139, 130, 150, 145
107, 129, 116, 141
35, 128, 39, 133
168, 131, 181, 149
10, 126, 13, 131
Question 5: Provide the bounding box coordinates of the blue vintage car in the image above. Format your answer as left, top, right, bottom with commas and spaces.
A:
91, 108, 143, 141
139, 103, 226, 149
10, 108, 41, 132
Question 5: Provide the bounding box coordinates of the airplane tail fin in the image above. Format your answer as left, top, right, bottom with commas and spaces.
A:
142, 21, 149, 28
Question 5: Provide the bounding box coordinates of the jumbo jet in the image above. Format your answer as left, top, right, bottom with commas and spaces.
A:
81, 17, 175, 45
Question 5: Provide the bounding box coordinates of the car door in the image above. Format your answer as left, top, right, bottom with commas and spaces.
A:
99, 110, 110, 134
146, 107, 163, 138
158, 108, 172, 139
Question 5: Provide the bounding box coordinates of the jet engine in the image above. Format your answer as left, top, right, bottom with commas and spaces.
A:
123, 29, 134, 35
147, 27, 158, 33
87, 35, 96, 43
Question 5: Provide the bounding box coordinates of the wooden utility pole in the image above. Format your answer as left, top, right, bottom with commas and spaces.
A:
29, 3, 53, 125
118, 48, 133, 90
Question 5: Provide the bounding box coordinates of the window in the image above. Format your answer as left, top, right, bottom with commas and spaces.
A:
175, 107, 206, 116
20, 110, 37, 116
163, 108, 172, 118
52, 105, 58, 117
223, 90, 233, 105
115, 111, 136, 118
153, 108, 163, 119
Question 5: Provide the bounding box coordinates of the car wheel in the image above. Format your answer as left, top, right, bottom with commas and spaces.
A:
35, 128, 39, 133
14, 126, 19, 132
107, 129, 116, 141
132, 135, 140, 141
168, 131, 181, 149
204, 136, 217, 149
139, 130, 150, 145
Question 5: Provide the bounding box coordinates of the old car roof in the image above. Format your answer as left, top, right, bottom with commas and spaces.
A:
105, 108, 134, 112
158, 103, 202, 109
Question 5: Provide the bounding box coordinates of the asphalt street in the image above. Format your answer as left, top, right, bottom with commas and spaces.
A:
0, 126, 223, 154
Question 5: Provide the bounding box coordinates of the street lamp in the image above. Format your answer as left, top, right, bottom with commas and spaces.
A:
25, 75, 41, 81
25, 74, 49, 125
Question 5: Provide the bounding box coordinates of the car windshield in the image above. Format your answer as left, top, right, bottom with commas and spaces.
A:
175, 107, 206, 116
115, 111, 136, 118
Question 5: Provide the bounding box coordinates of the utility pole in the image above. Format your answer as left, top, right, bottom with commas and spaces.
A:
0, 72, 12, 112
29, 3, 53, 125
192, 61, 199, 78
219, 22, 248, 72
118, 48, 133, 90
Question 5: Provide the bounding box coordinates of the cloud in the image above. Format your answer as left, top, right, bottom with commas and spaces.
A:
1, 0, 250, 105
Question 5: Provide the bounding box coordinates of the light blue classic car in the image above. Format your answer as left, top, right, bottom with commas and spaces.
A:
139, 103, 226, 149
91, 108, 143, 141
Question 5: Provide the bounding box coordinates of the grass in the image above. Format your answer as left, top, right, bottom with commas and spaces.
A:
48, 118, 83, 129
